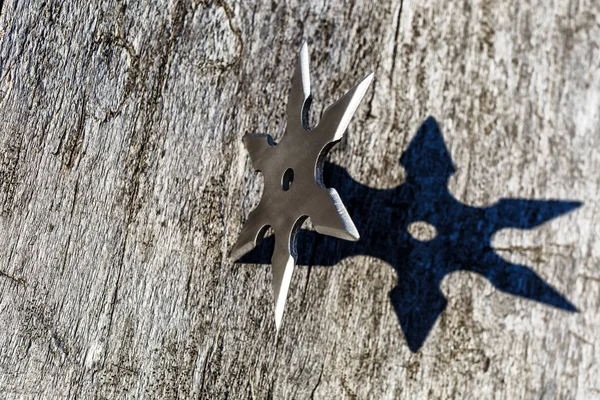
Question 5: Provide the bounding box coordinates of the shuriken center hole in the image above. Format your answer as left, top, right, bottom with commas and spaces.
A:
282, 168, 294, 191
407, 221, 437, 241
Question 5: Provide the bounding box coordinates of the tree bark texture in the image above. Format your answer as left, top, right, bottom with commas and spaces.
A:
0, 0, 599, 398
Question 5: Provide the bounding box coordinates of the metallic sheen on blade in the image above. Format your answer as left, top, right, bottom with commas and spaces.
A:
231, 42, 373, 330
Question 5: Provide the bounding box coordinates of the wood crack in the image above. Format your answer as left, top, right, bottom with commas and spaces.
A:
389, 0, 404, 84
0, 269, 25, 285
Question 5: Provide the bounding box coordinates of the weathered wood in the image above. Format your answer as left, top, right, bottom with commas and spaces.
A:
1, 0, 599, 398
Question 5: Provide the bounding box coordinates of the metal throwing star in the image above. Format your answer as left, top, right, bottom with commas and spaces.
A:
239, 117, 582, 351
231, 42, 373, 329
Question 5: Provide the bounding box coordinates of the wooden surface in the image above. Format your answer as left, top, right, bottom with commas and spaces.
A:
1, 0, 599, 398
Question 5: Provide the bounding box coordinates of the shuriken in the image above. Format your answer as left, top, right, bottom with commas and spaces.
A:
240, 117, 582, 351
231, 42, 373, 329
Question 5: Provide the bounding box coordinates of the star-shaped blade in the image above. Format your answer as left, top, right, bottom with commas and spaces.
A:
232, 42, 373, 330
237, 117, 582, 352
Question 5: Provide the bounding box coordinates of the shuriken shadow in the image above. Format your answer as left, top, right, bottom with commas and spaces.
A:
238, 117, 581, 352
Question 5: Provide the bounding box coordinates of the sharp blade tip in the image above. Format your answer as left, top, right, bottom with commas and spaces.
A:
298, 43, 311, 99
354, 73, 374, 97
274, 295, 286, 332
271, 252, 294, 334
348, 231, 360, 241
274, 313, 282, 331
342, 225, 360, 241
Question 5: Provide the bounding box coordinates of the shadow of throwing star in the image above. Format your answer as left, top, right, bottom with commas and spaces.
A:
238, 117, 582, 352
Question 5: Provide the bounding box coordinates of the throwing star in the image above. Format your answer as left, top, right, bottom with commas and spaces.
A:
231, 42, 373, 329
240, 117, 582, 351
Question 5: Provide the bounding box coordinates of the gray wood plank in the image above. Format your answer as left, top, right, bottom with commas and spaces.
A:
0, 0, 598, 398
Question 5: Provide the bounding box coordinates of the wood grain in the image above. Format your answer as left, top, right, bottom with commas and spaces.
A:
1, 0, 598, 398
